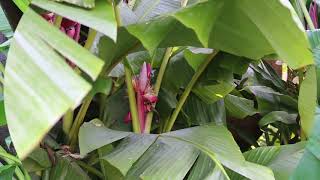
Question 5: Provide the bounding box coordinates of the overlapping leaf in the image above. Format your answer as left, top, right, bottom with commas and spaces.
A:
79, 119, 274, 179
183, 94, 226, 125
119, 0, 182, 25
230, 142, 305, 180
293, 107, 320, 179
49, 154, 90, 179
188, 152, 226, 180
32, 0, 117, 41
125, 0, 313, 69
244, 86, 298, 114
4, 9, 105, 158
224, 95, 257, 119
259, 111, 298, 127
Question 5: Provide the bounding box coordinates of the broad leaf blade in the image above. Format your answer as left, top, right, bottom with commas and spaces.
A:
293, 108, 320, 179
4, 9, 104, 158
126, 137, 199, 180
188, 152, 227, 180
102, 134, 157, 176
32, 0, 117, 41
238, 0, 312, 68
54, 0, 95, 8
126, 0, 313, 69
49, 155, 90, 180
236, 143, 305, 180
259, 111, 297, 127
79, 119, 131, 156
183, 94, 226, 125
224, 95, 257, 119
164, 124, 274, 180
299, 66, 317, 137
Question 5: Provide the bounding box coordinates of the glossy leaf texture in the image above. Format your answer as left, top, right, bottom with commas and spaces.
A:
4, 9, 105, 158
293, 107, 320, 179
229, 142, 305, 180
79, 119, 274, 180
124, 0, 313, 69
188, 152, 226, 180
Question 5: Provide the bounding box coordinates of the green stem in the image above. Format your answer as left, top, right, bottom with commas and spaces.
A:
124, 62, 141, 133
67, 28, 97, 147
296, 1, 312, 139
54, 15, 63, 27
76, 160, 104, 179
41, 169, 50, 180
164, 50, 220, 132
69, 95, 93, 148
144, 47, 173, 133
0, 146, 25, 180
97, 149, 107, 180
15, 167, 25, 180
298, 0, 316, 30
114, 2, 122, 27
146, 0, 190, 133
84, 29, 97, 50
0, 152, 22, 165
63, 109, 73, 137
99, 2, 140, 77
0, 63, 5, 74
154, 48, 173, 94
0, 75, 4, 84
113, 3, 141, 133
101, 41, 141, 77
21, 166, 31, 180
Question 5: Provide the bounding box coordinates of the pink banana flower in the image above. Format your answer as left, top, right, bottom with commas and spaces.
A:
42, 13, 81, 67
125, 62, 158, 132
309, 1, 318, 29
42, 13, 81, 41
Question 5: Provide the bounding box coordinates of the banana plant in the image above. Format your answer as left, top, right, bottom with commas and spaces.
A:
1, 0, 318, 179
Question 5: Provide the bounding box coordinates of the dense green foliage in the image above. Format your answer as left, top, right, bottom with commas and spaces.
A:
0, 0, 319, 179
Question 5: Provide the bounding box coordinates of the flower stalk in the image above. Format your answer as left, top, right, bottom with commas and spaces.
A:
125, 62, 158, 133
144, 47, 173, 133
68, 29, 97, 146
124, 62, 141, 133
